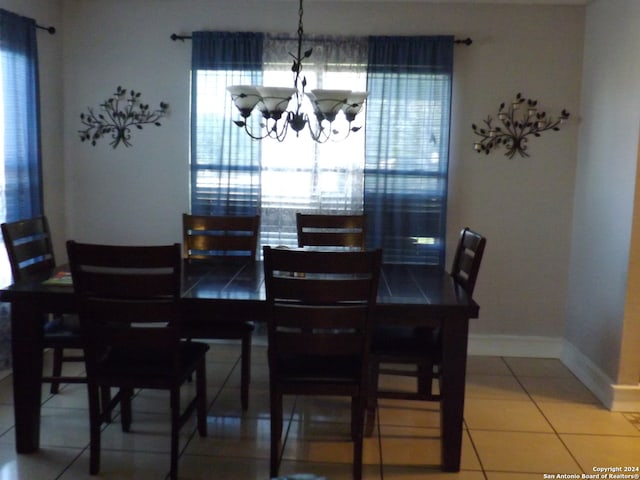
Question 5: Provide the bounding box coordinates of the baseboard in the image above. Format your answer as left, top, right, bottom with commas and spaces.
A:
561, 340, 640, 411
467, 334, 640, 411
467, 333, 563, 358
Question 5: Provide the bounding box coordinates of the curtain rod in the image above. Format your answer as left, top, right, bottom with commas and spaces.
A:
171, 33, 472, 45
36, 23, 56, 34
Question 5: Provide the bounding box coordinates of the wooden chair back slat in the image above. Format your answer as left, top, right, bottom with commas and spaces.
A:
450, 227, 486, 295
1, 216, 55, 282
75, 270, 177, 299
183, 213, 260, 261
269, 277, 376, 304
296, 213, 366, 250
273, 305, 370, 330
276, 331, 368, 356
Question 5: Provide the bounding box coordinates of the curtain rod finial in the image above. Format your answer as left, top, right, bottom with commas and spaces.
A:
171, 33, 191, 41
35, 24, 56, 34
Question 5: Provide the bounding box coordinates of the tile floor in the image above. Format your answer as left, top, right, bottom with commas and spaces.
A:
0, 338, 638, 479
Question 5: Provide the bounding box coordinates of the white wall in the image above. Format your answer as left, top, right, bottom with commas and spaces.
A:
58, 0, 584, 348
565, 0, 640, 408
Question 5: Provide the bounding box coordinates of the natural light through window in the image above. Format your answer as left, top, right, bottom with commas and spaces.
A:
260, 68, 367, 210
193, 64, 367, 248
0, 52, 5, 217
0, 52, 11, 287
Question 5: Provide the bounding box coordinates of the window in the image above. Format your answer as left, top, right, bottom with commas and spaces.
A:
259, 35, 368, 247
0, 9, 43, 286
191, 33, 453, 264
0, 46, 6, 286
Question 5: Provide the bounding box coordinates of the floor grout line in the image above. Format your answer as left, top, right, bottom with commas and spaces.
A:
1, 348, 639, 479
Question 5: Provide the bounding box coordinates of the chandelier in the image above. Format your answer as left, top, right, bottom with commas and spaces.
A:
226, 0, 368, 143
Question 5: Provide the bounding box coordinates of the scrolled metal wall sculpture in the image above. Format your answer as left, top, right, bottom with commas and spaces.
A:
79, 86, 169, 148
472, 93, 569, 158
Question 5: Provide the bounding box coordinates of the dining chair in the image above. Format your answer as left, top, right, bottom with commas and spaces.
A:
366, 227, 486, 434
263, 246, 382, 480
1, 216, 84, 394
296, 212, 366, 250
66, 241, 208, 480
182, 213, 259, 410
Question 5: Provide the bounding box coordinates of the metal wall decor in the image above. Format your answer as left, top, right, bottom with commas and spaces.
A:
79, 86, 169, 148
472, 93, 569, 158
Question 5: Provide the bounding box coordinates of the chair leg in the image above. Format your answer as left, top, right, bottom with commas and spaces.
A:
120, 388, 133, 432
417, 358, 435, 397
351, 396, 358, 441
50, 347, 63, 394
365, 359, 380, 437
170, 388, 180, 480
196, 360, 208, 437
240, 332, 251, 410
101, 387, 112, 423
87, 383, 102, 475
269, 390, 283, 478
352, 394, 365, 480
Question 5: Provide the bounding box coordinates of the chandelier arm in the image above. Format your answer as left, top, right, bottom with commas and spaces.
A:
275, 119, 290, 142
306, 120, 330, 143
330, 125, 355, 142
243, 120, 272, 141
263, 117, 290, 142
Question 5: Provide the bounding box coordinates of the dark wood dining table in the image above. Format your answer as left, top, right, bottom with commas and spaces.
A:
0, 259, 478, 472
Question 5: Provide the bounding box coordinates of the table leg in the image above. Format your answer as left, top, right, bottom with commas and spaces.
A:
439, 316, 469, 472
10, 302, 44, 453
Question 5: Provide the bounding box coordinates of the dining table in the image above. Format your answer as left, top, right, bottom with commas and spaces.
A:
0, 258, 479, 472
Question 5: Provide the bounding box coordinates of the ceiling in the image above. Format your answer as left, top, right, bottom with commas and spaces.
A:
307, 0, 589, 4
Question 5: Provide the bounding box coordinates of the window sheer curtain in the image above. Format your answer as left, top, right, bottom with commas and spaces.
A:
364, 36, 453, 265
190, 33, 453, 264
260, 34, 368, 247
191, 32, 263, 216
0, 8, 43, 367
0, 9, 42, 225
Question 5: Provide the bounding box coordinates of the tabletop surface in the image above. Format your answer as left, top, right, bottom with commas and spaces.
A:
0, 260, 479, 318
